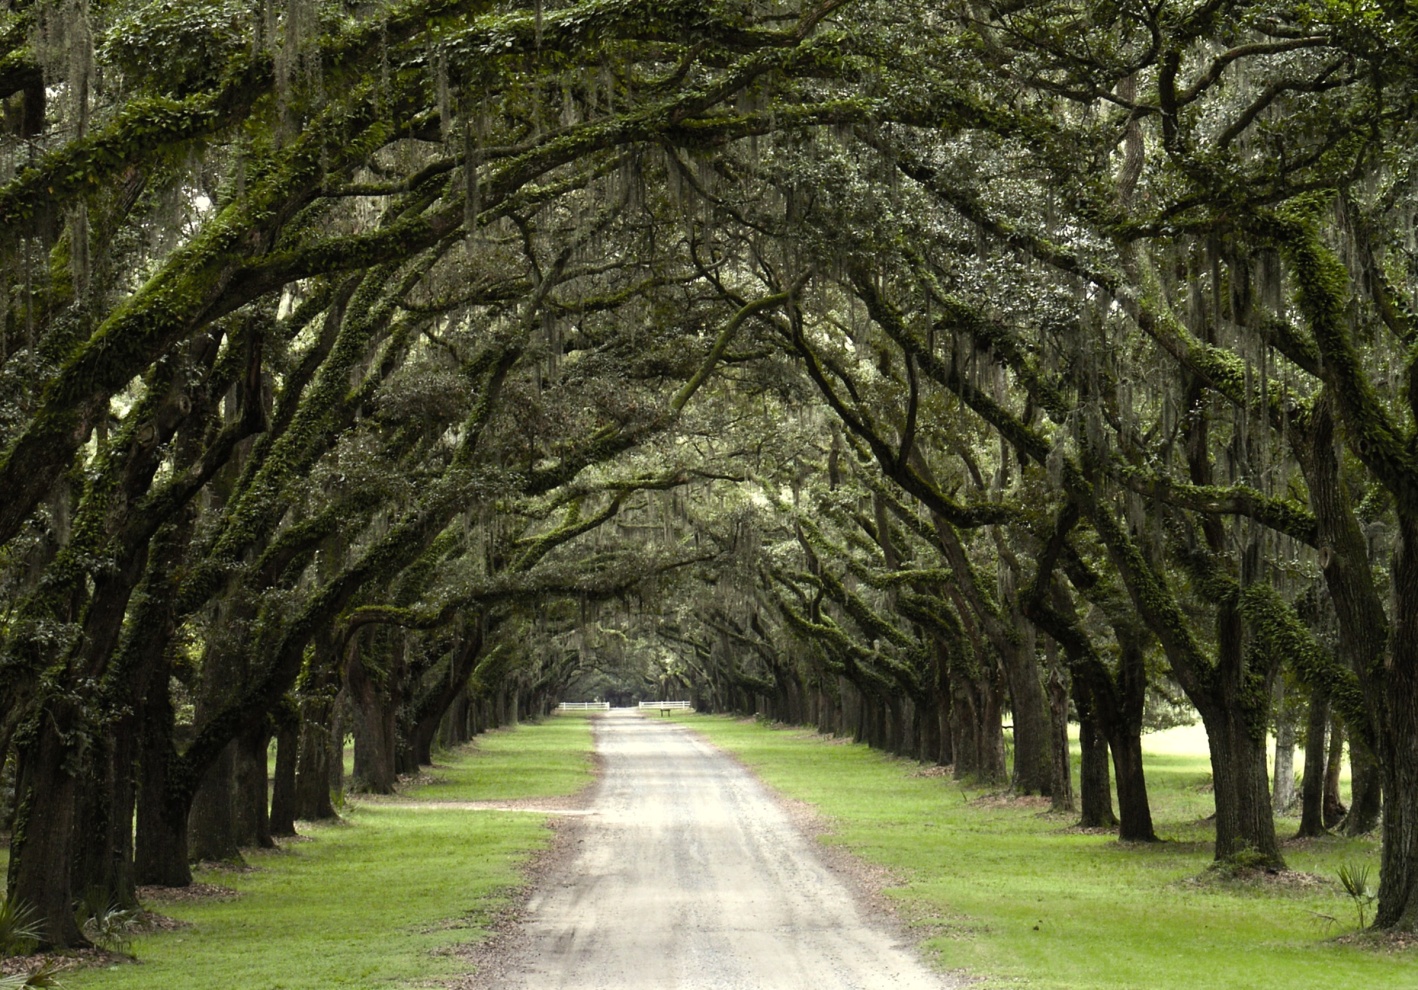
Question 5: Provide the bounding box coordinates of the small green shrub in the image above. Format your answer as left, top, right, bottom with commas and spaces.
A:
72, 890, 133, 956
1336, 861, 1377, 930
0, 898, 42, 957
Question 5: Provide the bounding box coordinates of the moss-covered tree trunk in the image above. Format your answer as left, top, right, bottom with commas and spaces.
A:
70, 722, 139, 910
7, 707, 87, 947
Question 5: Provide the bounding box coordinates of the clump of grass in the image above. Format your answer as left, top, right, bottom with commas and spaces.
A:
1336, 861, 1377, 930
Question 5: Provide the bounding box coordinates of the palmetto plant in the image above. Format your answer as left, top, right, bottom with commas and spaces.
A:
0, 964, 65, 987
0, 898, 41, 958
1336, 862, 1378, 930
72, 889, 134, 956
0, 961, 65, 988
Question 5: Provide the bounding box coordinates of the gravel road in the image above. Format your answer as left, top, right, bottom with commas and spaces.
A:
491, 709, 952, 990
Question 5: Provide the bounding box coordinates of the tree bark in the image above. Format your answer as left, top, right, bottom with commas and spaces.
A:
1272, 680, 1297, 814
1345, 743, 1382, 836
1371, 518, 1418, 928
1297, 688, 1329, 838
234, 725, 274, 849
1323, 714, 1347, 829
348, 648, 399, 794
268, 715, 299, 837
6, 708, 88, 948
1001, 632, 1052, 796
1074, 680, 1116, 828
1201, 700, 1282, 864
134, 662, 192, 887
70, 721, 139, 910
1046, 651, 1075, 814
188, 742, 242, 862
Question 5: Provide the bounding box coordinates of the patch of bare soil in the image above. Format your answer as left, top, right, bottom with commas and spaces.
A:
1177, 867, 1332, 894
971, 792, 1052, 811
130, 909, 193, 933
1333, 930, 1418, 953
137, 882, 241, 903
193, 859, 260, 874
910, 764, 955, 778
1056, 824, 1121, 836
0, 947, 132, 978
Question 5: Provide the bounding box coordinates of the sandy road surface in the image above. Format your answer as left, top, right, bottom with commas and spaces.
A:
491, 710, 952, 990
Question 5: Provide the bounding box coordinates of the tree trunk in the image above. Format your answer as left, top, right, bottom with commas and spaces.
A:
268, 717, 299, 837
1046, 652, 1074, 814
1110, 731, 1154, 842
1002, 634, 1052, 796
294, 699, 337, 821
234, 725, 274, 849
1272, 680, 1297, 814
1345, 743, 1382, 836
348, 651, 398, 794
134, 670, 192, 887
1297, 688, 1329, 838
188, 741, 242, 862
1202, 703, 1282, 865
1323, 714, 1347, 829
70, 721, 139, 910
1074, 680, 1116, 828
6, 709, 88, 948
1374, 519, 1418, 929
329, 695, 347, 795
979, 674, 1007, 784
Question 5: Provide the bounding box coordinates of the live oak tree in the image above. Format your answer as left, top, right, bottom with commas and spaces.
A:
7, 0, 1418, 951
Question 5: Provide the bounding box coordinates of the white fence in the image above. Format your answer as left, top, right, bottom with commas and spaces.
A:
557, 701, 610, 711
638, 700, 693, 710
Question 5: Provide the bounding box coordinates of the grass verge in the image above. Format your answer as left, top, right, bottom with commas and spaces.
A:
63, 713, 596, 990
675, 714, 1410, 990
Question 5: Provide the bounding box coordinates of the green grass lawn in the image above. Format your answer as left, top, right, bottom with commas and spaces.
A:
675, 714, 1411, 990
62, 713, 596, 990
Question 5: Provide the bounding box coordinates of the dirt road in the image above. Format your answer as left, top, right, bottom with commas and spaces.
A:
490, 710, 952, 990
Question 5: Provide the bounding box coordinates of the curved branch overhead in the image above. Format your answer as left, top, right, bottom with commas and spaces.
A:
5, 0, 1418, 949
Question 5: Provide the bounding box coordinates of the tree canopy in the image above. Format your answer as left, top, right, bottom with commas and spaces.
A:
5, 0, 1418, 949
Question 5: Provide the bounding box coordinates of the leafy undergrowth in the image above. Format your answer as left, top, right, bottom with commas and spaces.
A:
676, 715, 1408, 990
62, 714, 595, 990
